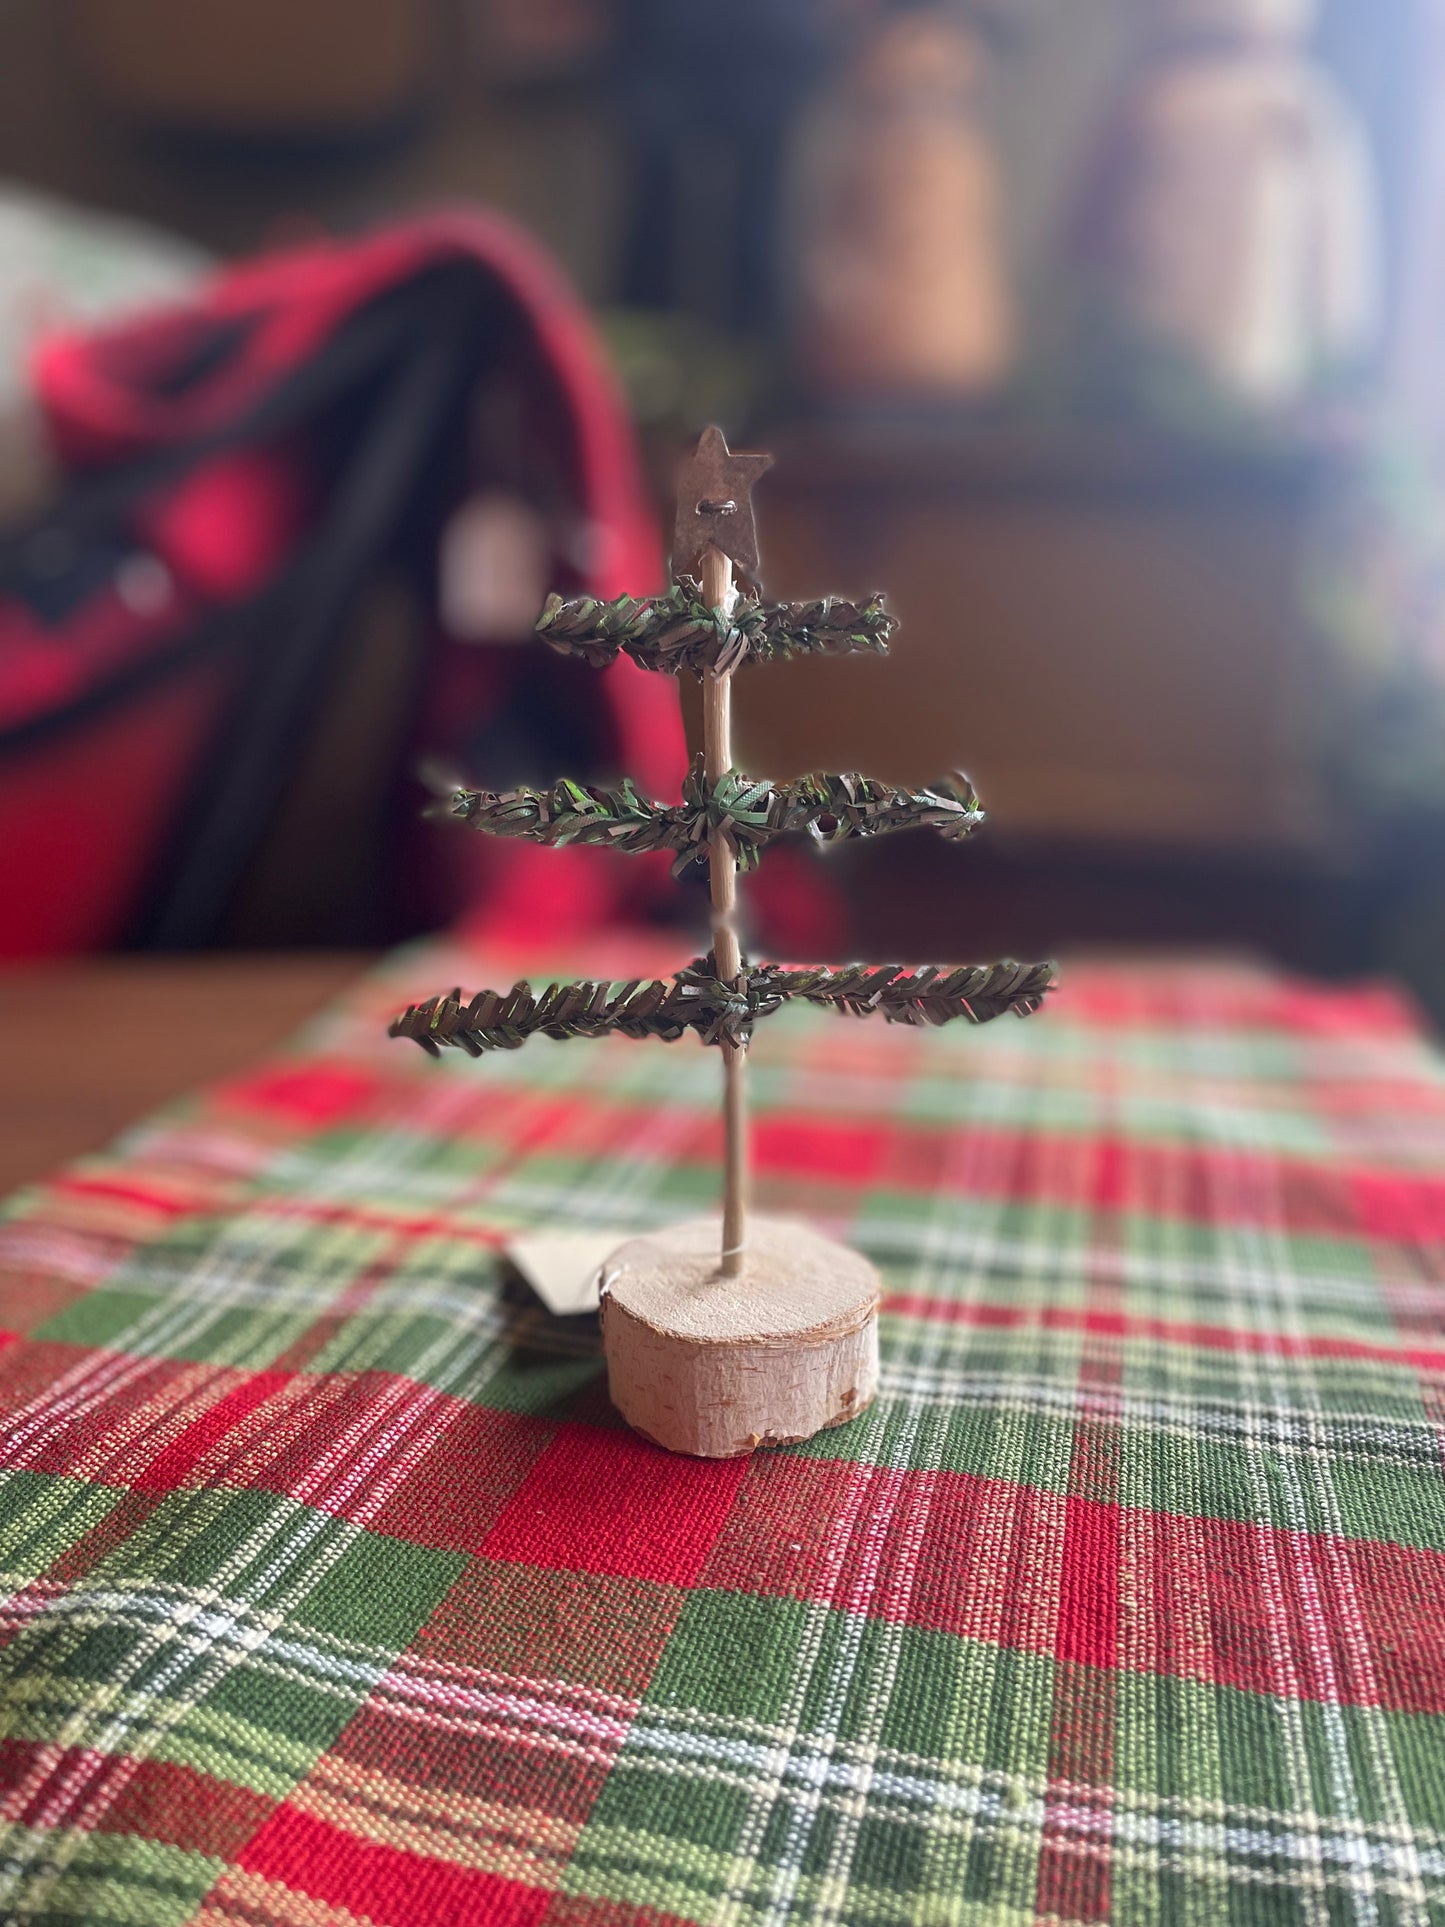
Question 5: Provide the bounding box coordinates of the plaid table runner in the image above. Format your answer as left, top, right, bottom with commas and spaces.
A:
1, 938, 1443, 1927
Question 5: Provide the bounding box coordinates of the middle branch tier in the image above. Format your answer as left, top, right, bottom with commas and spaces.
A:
446, 762, 985, 876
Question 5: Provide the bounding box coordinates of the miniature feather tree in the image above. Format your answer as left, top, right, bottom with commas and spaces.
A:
392, 427, 1054, 1455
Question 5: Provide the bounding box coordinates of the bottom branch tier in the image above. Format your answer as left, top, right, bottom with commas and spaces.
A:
599, 1216, 880, 1458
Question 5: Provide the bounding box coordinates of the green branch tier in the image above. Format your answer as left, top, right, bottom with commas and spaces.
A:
391, 957, 1053, 1056
391, 427, 1055, 1457
535, 582, 897, 675
443, 762, 984, 877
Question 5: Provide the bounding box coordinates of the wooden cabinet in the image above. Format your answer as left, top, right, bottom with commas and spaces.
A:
735, 424, 1347, 858
712, 423, 1367, 967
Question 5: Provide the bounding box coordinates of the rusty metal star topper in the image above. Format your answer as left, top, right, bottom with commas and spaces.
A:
672, 425, 775, 585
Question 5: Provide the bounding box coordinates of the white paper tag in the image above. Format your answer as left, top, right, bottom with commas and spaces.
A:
506, 1230, 624, 1316
439, 492, 550, 640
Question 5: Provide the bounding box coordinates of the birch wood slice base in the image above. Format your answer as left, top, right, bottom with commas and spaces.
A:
599, 1216, 880, 1458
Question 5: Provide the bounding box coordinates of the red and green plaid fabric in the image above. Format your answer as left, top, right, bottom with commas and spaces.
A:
1, 937, 1443, 1927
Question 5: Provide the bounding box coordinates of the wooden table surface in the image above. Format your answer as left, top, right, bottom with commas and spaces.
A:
0, 953, 371, 1197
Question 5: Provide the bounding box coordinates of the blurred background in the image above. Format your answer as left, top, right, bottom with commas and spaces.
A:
2, 0, 1444, 1020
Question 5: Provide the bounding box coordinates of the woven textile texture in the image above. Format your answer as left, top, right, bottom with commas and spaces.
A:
0, 938, 1443, 1927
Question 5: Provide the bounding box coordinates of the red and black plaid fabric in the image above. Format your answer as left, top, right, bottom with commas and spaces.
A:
0, 214, 683, 955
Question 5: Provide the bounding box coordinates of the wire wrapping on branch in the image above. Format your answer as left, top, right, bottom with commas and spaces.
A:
448, 761, 985, 877
535, 581, 897, 676
389, 956, 1055, 1057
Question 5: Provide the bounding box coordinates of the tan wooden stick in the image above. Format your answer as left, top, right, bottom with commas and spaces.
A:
700, 542, 747, 1276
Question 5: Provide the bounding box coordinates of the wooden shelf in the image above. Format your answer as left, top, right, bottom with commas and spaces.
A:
761, 415, 1362, 503
728, 416, 1357, 865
